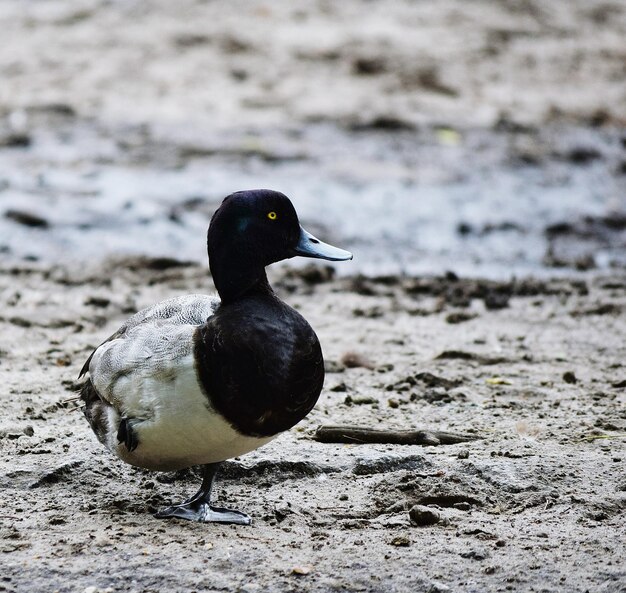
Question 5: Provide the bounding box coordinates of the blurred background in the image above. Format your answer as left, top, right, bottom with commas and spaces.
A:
0, 0, 624, 277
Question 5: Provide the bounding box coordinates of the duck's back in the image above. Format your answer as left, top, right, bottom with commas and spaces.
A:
195, 293, 325, 438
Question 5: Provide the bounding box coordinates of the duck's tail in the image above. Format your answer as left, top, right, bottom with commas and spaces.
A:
79, 379, 110, 446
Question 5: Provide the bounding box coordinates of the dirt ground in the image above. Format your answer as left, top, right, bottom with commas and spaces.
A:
0, 261, 624, 592
1, 1, 626, 592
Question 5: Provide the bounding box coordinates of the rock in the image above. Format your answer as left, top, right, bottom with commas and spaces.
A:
0, 133, 31, 147
389, 535, 411, 547
5, 209, 49, 228
483, 290, 510, 310
409, 505, 440, 526
324, 359, 345, 373
563, 371, 578, 384
460, 547, 490, 560
352, 56, 388, 75
414, 372, 461, 389
344, 395, 376, 405
85, 296, 111, 308
341, 351, 375, 369
446, 311, 478, 324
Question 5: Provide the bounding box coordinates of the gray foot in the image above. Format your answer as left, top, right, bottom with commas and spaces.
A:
155, 501, 251, 525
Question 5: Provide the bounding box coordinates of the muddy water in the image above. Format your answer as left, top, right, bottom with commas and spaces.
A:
0, 113, 624, 278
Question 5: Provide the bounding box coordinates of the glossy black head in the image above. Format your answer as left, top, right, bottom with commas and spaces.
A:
210, 190, 300, 268
208, 189, 352, 302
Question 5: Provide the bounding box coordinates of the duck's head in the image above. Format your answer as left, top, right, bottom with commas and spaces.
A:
208, 189, 352, 301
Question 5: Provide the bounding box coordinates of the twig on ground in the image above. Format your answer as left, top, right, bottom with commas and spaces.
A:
313, 425, 480, 446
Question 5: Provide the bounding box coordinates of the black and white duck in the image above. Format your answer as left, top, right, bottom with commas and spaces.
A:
78, 189, 352, 524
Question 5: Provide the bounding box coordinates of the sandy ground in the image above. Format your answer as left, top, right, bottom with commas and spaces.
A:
0, 261, 625, 592
1, 1, 626, 592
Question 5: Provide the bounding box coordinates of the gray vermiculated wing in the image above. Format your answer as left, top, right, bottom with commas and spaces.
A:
78, 294, 220, 378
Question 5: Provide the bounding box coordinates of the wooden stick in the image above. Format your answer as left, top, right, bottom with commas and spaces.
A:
313, 425, 479, 446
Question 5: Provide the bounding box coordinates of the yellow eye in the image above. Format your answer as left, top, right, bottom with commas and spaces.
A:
267, 211, 277, 220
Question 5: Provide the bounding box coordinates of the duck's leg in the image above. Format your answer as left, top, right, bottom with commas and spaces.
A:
154, 463, 251, 525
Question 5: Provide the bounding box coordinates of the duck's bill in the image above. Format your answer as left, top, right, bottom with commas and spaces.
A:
293, 226, 353, 261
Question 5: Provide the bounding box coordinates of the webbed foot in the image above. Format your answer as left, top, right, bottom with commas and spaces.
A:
155, 501, 251, 525
153, 462, 251, 525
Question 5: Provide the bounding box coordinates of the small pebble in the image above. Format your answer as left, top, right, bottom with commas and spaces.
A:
408, 505, 440, 526
324, 360, 345, 373
390, 535, 411, 547
344, 395, 377, 405
341, 351, 375, 370
563, 371, 577, 384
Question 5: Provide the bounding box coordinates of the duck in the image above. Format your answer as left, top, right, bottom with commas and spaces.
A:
78, 189, 352, 524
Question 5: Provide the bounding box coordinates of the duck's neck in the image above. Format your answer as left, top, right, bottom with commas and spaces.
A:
209, 253, 273, 305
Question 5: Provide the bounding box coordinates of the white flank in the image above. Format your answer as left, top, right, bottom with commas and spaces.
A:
87, 295, 276, 471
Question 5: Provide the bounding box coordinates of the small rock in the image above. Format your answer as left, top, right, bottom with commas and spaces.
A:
446, 311, 477, 324
483, 290, 510, 310
566, 147, 601, 164
85, 296, 111, 308
344, 395, 377, 406
388, 398, 399, 408
23, 426, 34, 437
352, 56, 387, 75
457, 450, 469, 459
460, 547, 490, 560
55, 354, 72, 367
0, 133, 31, 147
341, 351, 375, 369
563, 371, 577, 384
274, 502, 293, 522
5, 209, 49, 228
409, 505, 440, 526
390, 535, 411, 547
324, 360, 345, 373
